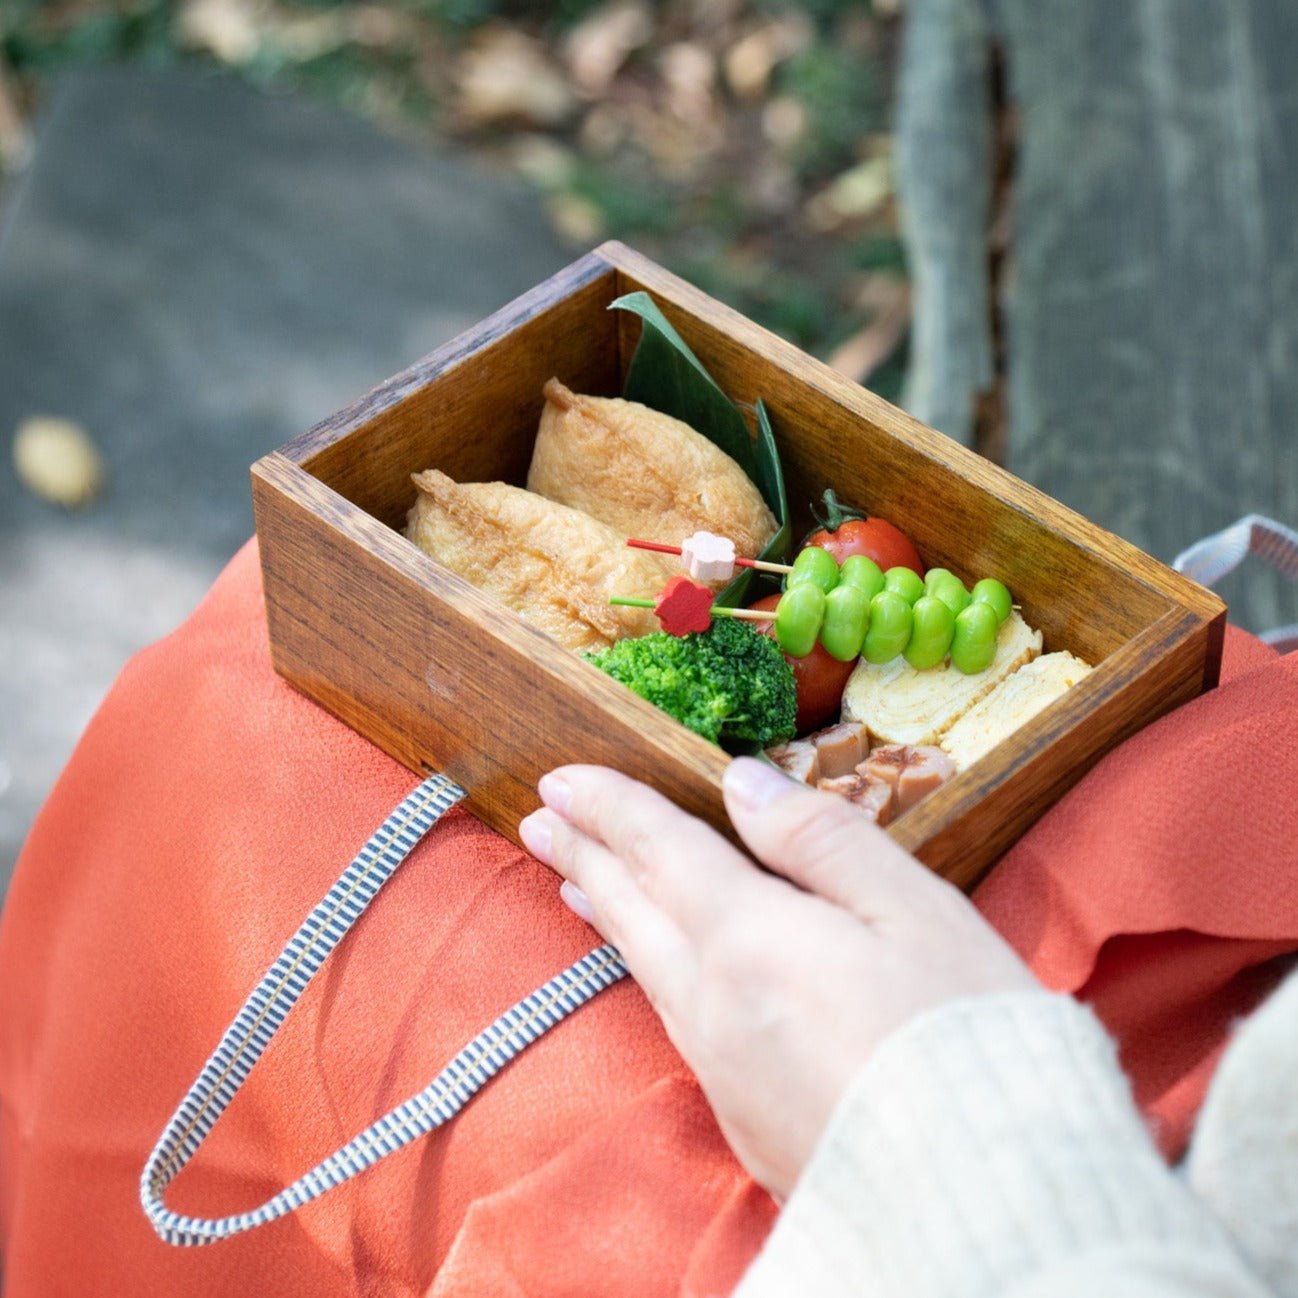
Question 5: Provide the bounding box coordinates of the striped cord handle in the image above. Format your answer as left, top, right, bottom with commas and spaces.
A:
1173, 514, 1298, 653
140, 771, 628, 1246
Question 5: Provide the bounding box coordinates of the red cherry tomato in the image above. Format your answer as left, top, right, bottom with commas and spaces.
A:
748, 594, 855, 734
804, 516, 923, 576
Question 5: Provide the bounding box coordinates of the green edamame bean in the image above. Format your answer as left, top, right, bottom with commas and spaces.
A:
775, 582, 826, 658
884, 566, 926, 606
838, 554, 885, 600
787, 546, 841, 594
904, 594, 956, 669
927, 570, 971, 617
863, 589, 913, 664
950, 601, 1000, 674
970, 577, 1013, 625
820, 584, 870, 662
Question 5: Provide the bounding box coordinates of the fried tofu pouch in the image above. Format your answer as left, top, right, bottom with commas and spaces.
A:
406, 469, 675, 653
528, 378, 777, 559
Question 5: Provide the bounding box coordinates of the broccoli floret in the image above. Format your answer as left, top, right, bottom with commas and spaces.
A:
585, 617, 796, 747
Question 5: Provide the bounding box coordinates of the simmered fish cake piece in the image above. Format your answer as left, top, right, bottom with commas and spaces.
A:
406, 469, 675, 653
528, 378, 777, 560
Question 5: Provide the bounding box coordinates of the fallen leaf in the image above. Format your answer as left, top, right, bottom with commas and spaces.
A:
746, 159, 797, 215
851, 273, 907, 313
345, 5, 418, 50
578, 102, 630, 156
692, 0, 745, 30
761, 94, 808, 152
272, 12, 351, 62
722, 14, 812, 101
545, 193, 605, 245
13, 416, 105, 508
630, 100, 722, 180
563, 1, 653, 97
660, 41, 716, 123
457, 27, 577, 128
825, 278, 911, 384
175, 0, 265, 65
510, 134, 576, 189
805, 155, 894, 231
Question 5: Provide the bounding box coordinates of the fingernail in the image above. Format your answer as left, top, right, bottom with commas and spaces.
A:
724, 756, 798, 812
560, 880, 595, 923
519, 810, 552, 861
538, 772, 573, 816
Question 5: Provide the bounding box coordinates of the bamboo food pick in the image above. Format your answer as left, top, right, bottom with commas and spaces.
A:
627, 531, 793, 582
611, 575, 775, 637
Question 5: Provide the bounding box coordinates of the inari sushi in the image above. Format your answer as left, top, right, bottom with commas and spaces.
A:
406, 469, 675, 654
528, 378, 777, 559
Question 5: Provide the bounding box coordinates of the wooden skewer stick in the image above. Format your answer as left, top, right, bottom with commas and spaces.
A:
613, 574, 778, 637
713, 607, 775, 622
625, 537, 793, 575
737, 557, 795, 575
623, 539, 684, 558
609, 596, 774, 621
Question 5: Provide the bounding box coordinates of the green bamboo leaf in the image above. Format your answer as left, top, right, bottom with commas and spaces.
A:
611, 291, 756, 479
754, 399, 791, 560
610, 293, 791, 607
715, 400, 792, 606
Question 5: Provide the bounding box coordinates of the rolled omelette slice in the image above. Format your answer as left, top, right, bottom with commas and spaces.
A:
940, 651, 1093, 772
841, 611, 1043, 747
406, 469, 675, 653
527, 378, 777, 560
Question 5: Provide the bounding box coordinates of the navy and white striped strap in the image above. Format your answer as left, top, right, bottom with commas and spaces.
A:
140, 771, 628, 1246
1173, 513, 1298, 652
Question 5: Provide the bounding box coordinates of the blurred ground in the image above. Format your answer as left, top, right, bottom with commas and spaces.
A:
1, 0, 909, 387
0, 65, 570, 895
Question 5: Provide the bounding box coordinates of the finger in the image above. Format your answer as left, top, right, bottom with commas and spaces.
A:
519, 807, 694, 1014
720, 757, 942, 920
538, 765, 781, 938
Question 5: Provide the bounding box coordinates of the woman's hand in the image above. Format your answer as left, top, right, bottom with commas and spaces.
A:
518, 758, 1038, 1200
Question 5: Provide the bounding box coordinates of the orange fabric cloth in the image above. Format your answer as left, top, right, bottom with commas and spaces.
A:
0, 539, 1294, 1295
975, 623, 1298, 1157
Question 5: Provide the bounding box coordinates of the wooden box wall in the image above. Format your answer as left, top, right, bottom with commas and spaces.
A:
252, 242, 1225, 891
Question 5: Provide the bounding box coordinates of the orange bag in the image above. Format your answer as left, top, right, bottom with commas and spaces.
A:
1, 539, 1295, 1295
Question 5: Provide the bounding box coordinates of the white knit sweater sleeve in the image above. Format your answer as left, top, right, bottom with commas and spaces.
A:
734, 989, 1288, 1298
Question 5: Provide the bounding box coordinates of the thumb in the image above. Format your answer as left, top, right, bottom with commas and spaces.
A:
721, 757, 939, 919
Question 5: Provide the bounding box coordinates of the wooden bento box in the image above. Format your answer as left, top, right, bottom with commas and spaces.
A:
251, 242, 1225, 892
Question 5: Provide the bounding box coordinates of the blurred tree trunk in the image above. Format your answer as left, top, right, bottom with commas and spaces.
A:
896, 0, 1298, 633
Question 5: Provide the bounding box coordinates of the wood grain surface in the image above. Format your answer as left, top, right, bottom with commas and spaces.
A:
897, 0, 1298, 635
253, 243, 1225, 891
